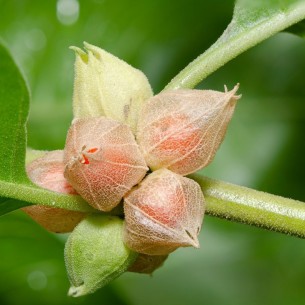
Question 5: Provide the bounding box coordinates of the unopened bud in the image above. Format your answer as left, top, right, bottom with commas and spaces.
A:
123, 169, 205, 255
71, 42, 153, 133
137, 85, 241, 175
65, 215, 137, 297
64, 117, 148, 211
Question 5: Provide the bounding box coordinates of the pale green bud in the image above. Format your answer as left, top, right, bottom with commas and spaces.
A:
71, 42, 153, 133
65, 215, 137, 297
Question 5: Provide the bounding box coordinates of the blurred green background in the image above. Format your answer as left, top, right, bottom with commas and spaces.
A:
1, 0, 305, 304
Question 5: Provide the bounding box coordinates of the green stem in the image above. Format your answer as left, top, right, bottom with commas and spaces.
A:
190, 173, 305, 238
165, 2, 305, 90
3, 168, 305, 238
0, 181, 95, 213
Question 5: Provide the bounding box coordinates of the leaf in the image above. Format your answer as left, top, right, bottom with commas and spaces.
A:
165, 0, 305, 89
0, 41, 29, 184
0, 42, 94, 215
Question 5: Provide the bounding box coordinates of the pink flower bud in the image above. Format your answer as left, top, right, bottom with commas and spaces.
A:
137, 85, 240, 175
23, 150, 85, 233
64, 117, 148, 211
123, 169, 205, 255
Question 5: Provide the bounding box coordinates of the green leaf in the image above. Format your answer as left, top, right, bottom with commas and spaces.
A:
0, 42, 94, 215
0, 41, 29, 183
165, 0, 305, 89
0, 41, 32, 213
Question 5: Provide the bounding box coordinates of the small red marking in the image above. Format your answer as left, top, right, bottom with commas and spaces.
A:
87, 147, 98, 153
80, 154, 90, 164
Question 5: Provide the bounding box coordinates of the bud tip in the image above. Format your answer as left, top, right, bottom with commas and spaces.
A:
68, 285, 85, 297
224, 83, 241, 101
83, 41, 100, 59
69, 46, 88, 63
191, 237, 200, 249
185, 229, 200, 249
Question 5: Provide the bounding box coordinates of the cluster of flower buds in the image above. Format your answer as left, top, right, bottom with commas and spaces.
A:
25, 43, 240, 297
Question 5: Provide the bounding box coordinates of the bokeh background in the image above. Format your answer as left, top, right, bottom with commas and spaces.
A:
1, 0, 305, 304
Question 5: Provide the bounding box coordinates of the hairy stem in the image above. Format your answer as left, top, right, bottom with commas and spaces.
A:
165, 2, 305, 90
190, 173, 305, 238
3, 168, 305, 239
0, 181, 95, 213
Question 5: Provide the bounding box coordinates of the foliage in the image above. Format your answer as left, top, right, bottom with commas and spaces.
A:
0, 1, 304, 304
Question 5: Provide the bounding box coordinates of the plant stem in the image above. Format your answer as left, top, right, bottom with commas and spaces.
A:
0, 180, 95, 213
165, 2, 305, 90
3, 168, 305, 238
190, 173, 305, 238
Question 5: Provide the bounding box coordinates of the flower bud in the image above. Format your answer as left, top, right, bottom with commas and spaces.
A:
23, 150, 85, 233
128, 254, 168, 274
137, 85, 241, 175
64, 117, 148, 211
71, 42, 153, 133
123, 169, 205, 255
65, 215, 137, 297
